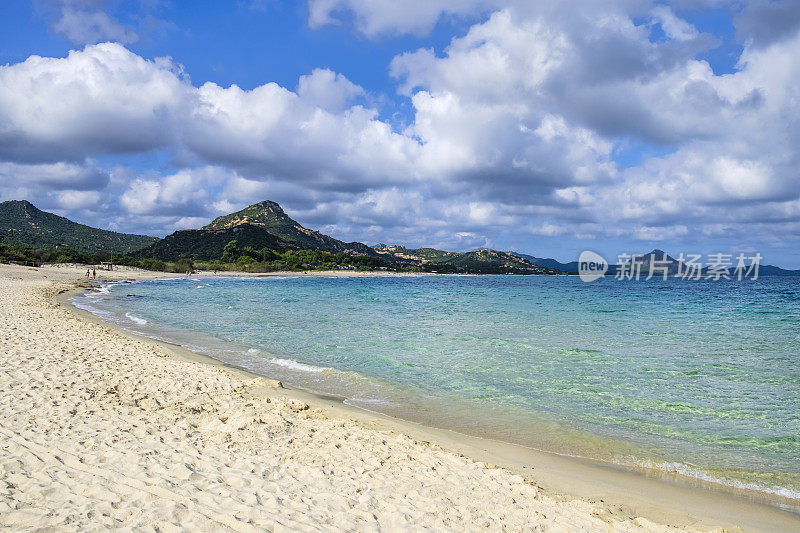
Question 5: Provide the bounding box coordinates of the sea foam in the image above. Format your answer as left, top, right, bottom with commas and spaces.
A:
269, 357, 329, 373
125, 313, 147, 325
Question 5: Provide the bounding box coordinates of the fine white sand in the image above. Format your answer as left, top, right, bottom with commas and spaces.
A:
0, 264, 758, 531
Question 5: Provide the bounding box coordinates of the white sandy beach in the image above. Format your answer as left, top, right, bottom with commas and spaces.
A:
1, 263, 791, 531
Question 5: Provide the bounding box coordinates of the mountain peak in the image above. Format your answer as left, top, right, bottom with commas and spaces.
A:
2, 199, 40, 215
203, 200, 295, 231
146, 199, 378, 259
641, 249, 678, 263
252, 200, 284, 212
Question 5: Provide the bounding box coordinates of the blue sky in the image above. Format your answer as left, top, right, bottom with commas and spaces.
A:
1, 0, 800, 267
1, 1, 481, 130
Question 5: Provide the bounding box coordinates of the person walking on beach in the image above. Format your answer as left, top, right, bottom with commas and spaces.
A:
92, 269, 96, 279
86, 269, 90, 279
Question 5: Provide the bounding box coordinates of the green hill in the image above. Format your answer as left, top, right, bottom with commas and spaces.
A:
0, 199, 567, 274
0, 200, 158, 254
374, 245, 558, 274
135, 223, 295, 261
203, 200, 376, 256
138, 200, 378, 262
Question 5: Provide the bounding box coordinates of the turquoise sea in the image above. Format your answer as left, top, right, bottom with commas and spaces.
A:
74, 274, 800, 509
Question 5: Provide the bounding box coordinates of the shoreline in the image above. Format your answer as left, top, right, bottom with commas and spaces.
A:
61, 268, 800, 529
66, 277, 800, 512
63, 268, 800, 530
3, 263, 798, 530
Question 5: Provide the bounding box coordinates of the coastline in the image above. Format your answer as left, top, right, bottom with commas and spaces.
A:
2, 263, 797, 531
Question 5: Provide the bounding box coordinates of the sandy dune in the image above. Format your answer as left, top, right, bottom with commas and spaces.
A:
0, 264, 717, 531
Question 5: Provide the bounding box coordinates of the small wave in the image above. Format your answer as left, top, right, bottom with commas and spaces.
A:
125, 313, 147, 325
247, 348, 260, 354
71, 297, 119, 323
622, 457, 800, 500
94, 284, 112, 295
269, 357, 329, 373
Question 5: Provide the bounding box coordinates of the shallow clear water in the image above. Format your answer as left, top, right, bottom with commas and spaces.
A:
75, 274, 800, 504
